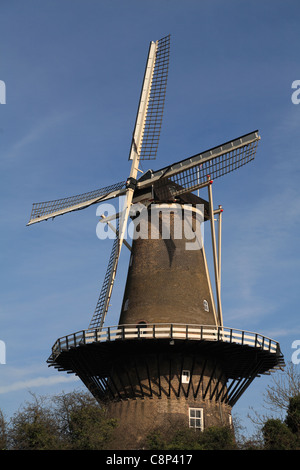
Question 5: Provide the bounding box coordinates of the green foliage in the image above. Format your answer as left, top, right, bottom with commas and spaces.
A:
146, 425, 236, 450
285, 395, 300, 434
262, 395, 300, 450
4, 390, 117, 450
0, 410, 8, 450
262, 419, 297, 450
68, 404, 117, 450
8, 395, 62, 450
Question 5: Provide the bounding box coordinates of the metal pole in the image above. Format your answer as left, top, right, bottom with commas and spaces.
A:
207, 177, 223, 326
100, 214, 132, 252
217, 205, 223, 291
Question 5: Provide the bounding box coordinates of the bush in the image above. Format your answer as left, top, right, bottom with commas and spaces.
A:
5, 390, 117, 450
146, 425, 236, 450
285, 395, 300, 435
262, 419, 297, 450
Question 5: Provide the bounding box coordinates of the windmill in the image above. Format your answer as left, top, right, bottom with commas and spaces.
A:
28, 35, 284, 449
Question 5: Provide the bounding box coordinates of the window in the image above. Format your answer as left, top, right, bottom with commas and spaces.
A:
203, 299, 209, 312
182, 370, 190, 384
123, 299, 129, 311
189, 408, 203, 430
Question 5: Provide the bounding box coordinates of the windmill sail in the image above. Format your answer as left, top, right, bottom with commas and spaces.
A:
138, 34, 170, 161
89, 35, 171, 329
27, 181, 126, 226
89, 219, 120, 330
129, 34, 170, 162
137, 130, 260, 199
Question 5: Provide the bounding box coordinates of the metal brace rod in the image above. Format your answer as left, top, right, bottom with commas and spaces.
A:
213, 205, 223, 291
100, 214, 132, 252
207, 177, 223, 326
217, 205, 223, 286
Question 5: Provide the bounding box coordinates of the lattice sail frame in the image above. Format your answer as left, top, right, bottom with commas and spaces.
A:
27, 181, 126, 225
138, 34, 170, 161
138, 131, 260, 199
89, 219, 120, 330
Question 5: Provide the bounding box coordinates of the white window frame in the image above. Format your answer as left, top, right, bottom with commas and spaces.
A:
189, 408, 204, 431
182, 370, 190, 384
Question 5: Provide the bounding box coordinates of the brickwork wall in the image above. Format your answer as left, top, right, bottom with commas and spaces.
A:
119, 204, 218, 327
105, 353, 232, 450
106, 395, 232, 450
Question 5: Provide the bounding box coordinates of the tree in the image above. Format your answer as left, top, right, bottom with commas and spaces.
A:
264, 362, 300, 415
262, 419, 297, 450
68, 404, 117, 450
285, 395, 300, 435
0, 409, 8, 450
258, 365, 300, 450
8, 393, 62, 450
6, 390, 117, 450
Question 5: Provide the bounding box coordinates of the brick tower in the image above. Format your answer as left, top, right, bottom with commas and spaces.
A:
28, 36, 284, 450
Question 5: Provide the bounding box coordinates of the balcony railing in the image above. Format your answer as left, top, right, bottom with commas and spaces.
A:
50, 323, 280, 360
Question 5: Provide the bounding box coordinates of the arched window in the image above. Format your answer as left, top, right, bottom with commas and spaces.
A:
203, 299, 209, 312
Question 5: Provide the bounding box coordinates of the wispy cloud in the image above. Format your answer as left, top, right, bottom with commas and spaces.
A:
3, 111, 74, 161
0, 374, 79, 394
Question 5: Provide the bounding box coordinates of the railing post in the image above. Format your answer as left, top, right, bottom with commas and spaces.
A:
170, 324, 173, 339
153, 324, 155, 339
107, 327, 110, 342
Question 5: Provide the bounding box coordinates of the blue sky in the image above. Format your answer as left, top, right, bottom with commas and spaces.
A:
0, 0, 300, 436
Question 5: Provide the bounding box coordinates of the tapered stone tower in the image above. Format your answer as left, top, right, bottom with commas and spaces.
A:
28, 35, 284, 450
